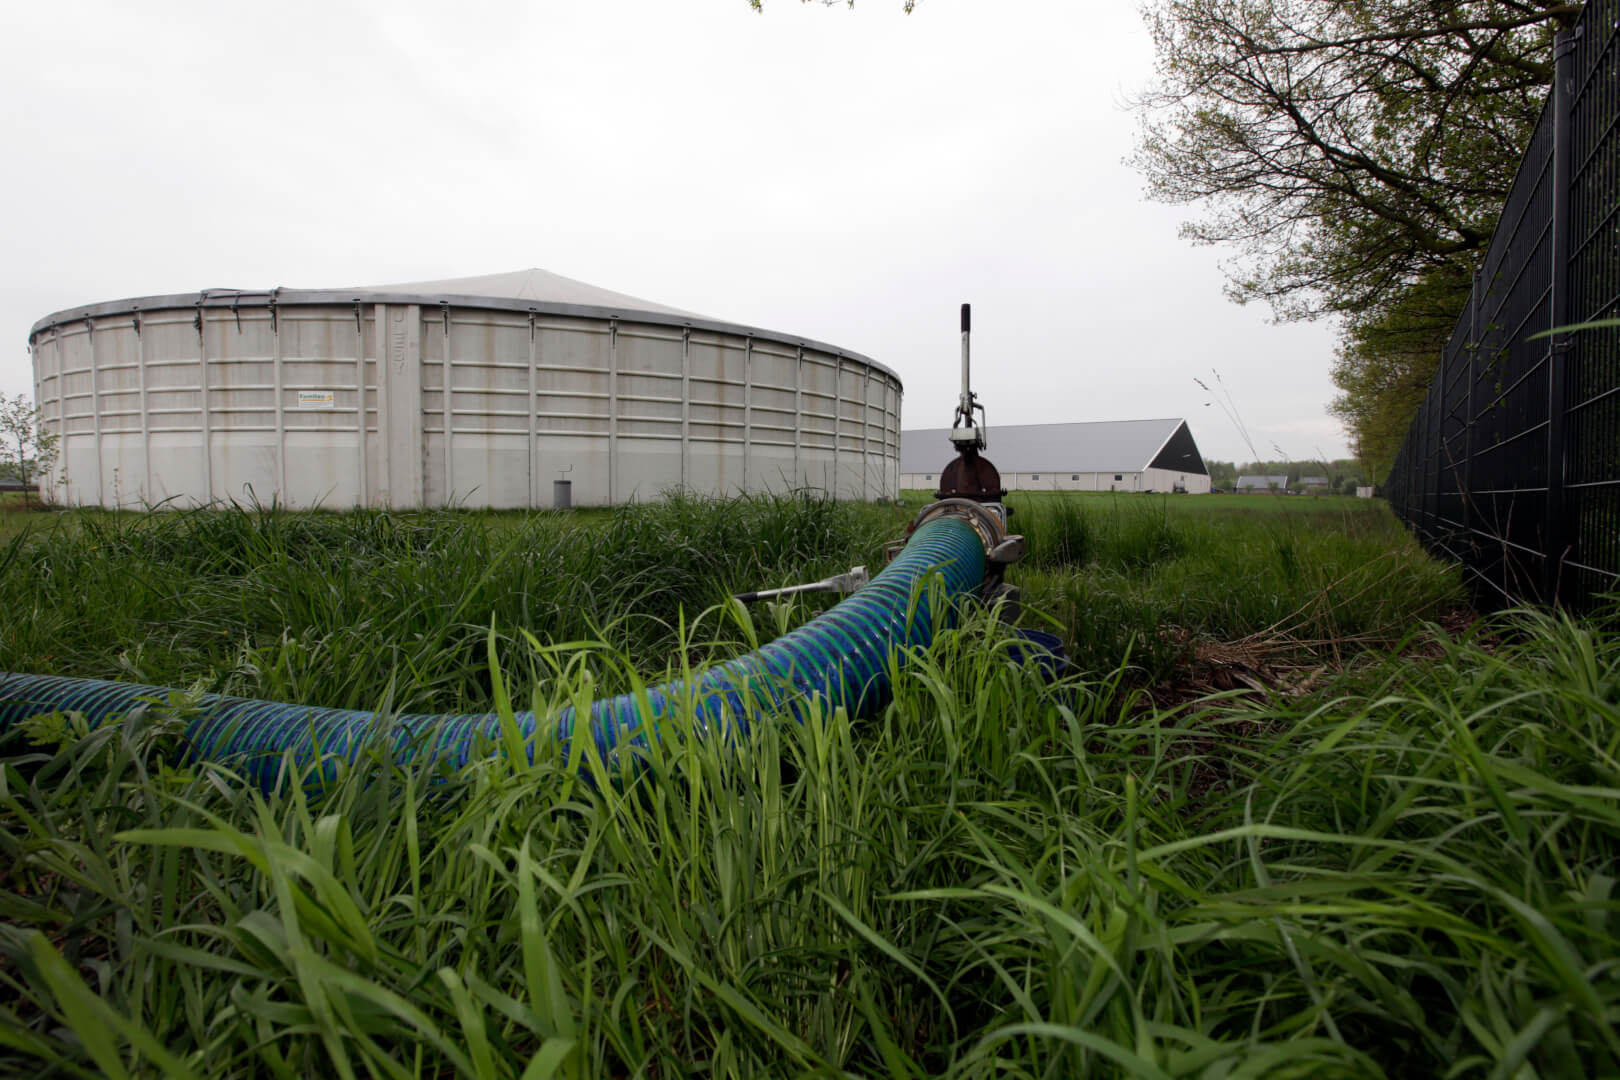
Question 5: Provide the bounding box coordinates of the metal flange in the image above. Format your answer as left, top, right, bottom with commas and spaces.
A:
911, 497, 1011, 557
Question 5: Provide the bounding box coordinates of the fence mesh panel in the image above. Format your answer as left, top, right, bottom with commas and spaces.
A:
1386, 1, 1619, 610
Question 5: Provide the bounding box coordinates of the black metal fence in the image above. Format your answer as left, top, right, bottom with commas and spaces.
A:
1385, 2, 1619, 610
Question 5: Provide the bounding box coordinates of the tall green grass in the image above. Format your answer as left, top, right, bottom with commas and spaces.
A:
1, 492, 1456, 704
4, 603, 1618, 1075
1013, 494, 1461, 679
8, 491, 1587, 1076
0, 492, 899, 711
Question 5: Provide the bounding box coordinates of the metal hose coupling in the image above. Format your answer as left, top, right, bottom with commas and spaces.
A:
903, 498, 1025, 614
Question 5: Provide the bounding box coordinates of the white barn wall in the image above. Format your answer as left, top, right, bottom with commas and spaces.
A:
1143, 466, 1210, 494
901, 471, 1196, 493
1004, 471, 1142, 492
900, 419, 1212, 496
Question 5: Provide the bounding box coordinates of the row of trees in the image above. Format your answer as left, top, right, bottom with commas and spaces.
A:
1132, 0, 1582, 478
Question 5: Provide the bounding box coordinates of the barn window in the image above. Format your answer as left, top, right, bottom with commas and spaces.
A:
1071, 474, 1079, 481
1032, 474, 1040, 480
1114, 474, 1123, 482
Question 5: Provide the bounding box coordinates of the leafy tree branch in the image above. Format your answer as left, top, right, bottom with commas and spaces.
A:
1133, 0, 1578, 471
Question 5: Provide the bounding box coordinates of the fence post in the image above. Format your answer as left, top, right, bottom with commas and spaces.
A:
1462, 263, 1479, 551
1432, 333, 1444, 546
1439, 341, 1450, 546
1543, 27, 1577, 604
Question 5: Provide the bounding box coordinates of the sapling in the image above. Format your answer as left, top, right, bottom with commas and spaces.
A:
0, 392, 59, 510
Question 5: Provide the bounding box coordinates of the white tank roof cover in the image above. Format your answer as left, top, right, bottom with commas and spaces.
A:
30, 268, 898, 384
352, 268, 711, 320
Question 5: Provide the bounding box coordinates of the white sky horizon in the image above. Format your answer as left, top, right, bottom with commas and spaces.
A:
2, 0, 1354, 468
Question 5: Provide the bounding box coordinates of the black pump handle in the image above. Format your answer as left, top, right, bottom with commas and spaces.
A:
960, 303, 971, 333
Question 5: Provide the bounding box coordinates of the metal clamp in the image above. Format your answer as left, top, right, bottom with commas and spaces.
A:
909, 495, 1026, 617
911, 497, 1011, 555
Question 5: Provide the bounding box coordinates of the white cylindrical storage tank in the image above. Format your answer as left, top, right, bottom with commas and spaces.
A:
28, 269, 903, 509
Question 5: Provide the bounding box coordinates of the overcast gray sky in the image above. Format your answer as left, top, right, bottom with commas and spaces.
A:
2, 0, 1351, 466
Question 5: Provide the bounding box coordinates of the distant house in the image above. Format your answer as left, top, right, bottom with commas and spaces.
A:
1236, 475, 1288, 493
0, 467, 38, 494
900, 418, 1211, 494
1297, 476, 1331, 492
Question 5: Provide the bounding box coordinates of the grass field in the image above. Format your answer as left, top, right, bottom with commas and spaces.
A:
4, 492, 1618, 1076
0, 489, 41, 530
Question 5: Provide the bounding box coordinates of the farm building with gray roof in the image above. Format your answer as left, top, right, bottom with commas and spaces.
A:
900, 419, 1210, 494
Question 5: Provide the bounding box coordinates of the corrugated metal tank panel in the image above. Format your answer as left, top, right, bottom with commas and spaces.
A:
31, 297, 902, 510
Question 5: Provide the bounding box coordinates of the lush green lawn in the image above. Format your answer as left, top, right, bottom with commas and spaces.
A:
0, 492, 1453, 698
0, 486, 75, 535
4, 493, 1617, 1076
965, 490, 1459, 682
0, 491, 46, 541
0, 494, 907, 710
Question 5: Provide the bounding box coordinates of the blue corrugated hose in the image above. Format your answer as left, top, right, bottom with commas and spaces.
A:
0, 515, 986, 791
